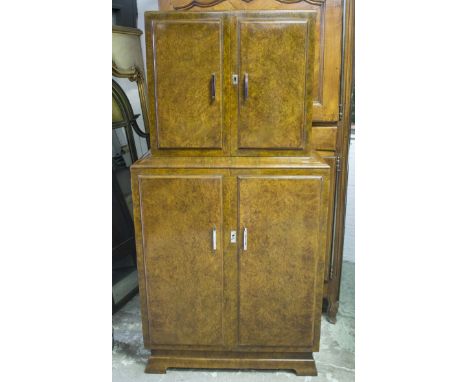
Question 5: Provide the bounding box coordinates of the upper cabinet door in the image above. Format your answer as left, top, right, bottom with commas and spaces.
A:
232, 12, 316, 156
146, 13, 229, 155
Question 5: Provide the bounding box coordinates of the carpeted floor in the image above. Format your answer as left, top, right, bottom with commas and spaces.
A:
112, 261, 355, 382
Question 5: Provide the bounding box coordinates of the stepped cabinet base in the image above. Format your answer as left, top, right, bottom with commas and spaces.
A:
145, 351, 317, 376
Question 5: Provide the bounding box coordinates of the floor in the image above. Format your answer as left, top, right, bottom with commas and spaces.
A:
112, 261, 355, 382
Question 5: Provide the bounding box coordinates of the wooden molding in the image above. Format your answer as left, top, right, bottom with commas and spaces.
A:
174, 0, 227, 10
174, 0, 325, 11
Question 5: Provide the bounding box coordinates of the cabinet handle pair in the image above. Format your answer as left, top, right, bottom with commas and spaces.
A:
212, 227, 248, 252
211, 73, 248, 102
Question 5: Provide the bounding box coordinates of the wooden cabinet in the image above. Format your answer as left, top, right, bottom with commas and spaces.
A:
132, 156, 329, 374
146, 11, 316, 156
131, 0, 354, 375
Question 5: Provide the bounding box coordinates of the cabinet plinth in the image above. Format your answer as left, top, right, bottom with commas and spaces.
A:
145, 350, 318, 376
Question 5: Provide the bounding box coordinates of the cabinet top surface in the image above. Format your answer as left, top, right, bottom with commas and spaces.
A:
132, 153, 329, 170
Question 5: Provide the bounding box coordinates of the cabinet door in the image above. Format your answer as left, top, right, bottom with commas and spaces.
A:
138, 175, 224, 346
233, 12, 316, 155
238, 176, 324, 348
146, 13, 229, 155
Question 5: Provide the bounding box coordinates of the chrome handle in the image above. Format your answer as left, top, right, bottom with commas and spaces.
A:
211, 73, 216, 102
243, 73, 248, 100
243, 227, 248, 251
212, 226, 217, 251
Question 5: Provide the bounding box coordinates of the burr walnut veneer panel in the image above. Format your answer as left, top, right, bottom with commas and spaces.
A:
236, 15, 314, 153
238, 176, 323, 347
153, 21, 224, 149
146, 12, 230, 156
138, 176, 224, 346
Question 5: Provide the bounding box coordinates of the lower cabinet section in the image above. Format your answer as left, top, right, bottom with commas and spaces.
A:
131, 156, 330, 375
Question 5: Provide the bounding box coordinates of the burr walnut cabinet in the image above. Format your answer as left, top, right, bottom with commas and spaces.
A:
132, 156, 330, 375
147, 11, 317, 156
130, 0, 354, 376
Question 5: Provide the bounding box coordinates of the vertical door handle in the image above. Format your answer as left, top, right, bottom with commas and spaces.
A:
243, 227, 248, 251
211, 73, 216, 102
212, 226, 217, 251
243, 73, 248, 101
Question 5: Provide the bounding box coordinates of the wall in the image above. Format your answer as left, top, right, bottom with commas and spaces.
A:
343, 134, 355, 263
137, 0, 157, 70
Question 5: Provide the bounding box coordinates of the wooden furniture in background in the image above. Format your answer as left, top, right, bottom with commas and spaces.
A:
156, 0, 354, 324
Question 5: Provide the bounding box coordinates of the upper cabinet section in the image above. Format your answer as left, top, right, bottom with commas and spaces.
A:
158, 0, 343, 124
233, 12, 315, 156
146, 12, 230, 156
146, 10, 323, 157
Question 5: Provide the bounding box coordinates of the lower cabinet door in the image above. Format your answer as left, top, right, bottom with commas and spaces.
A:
237, 176, 324, 348
138, 175, 224, 346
